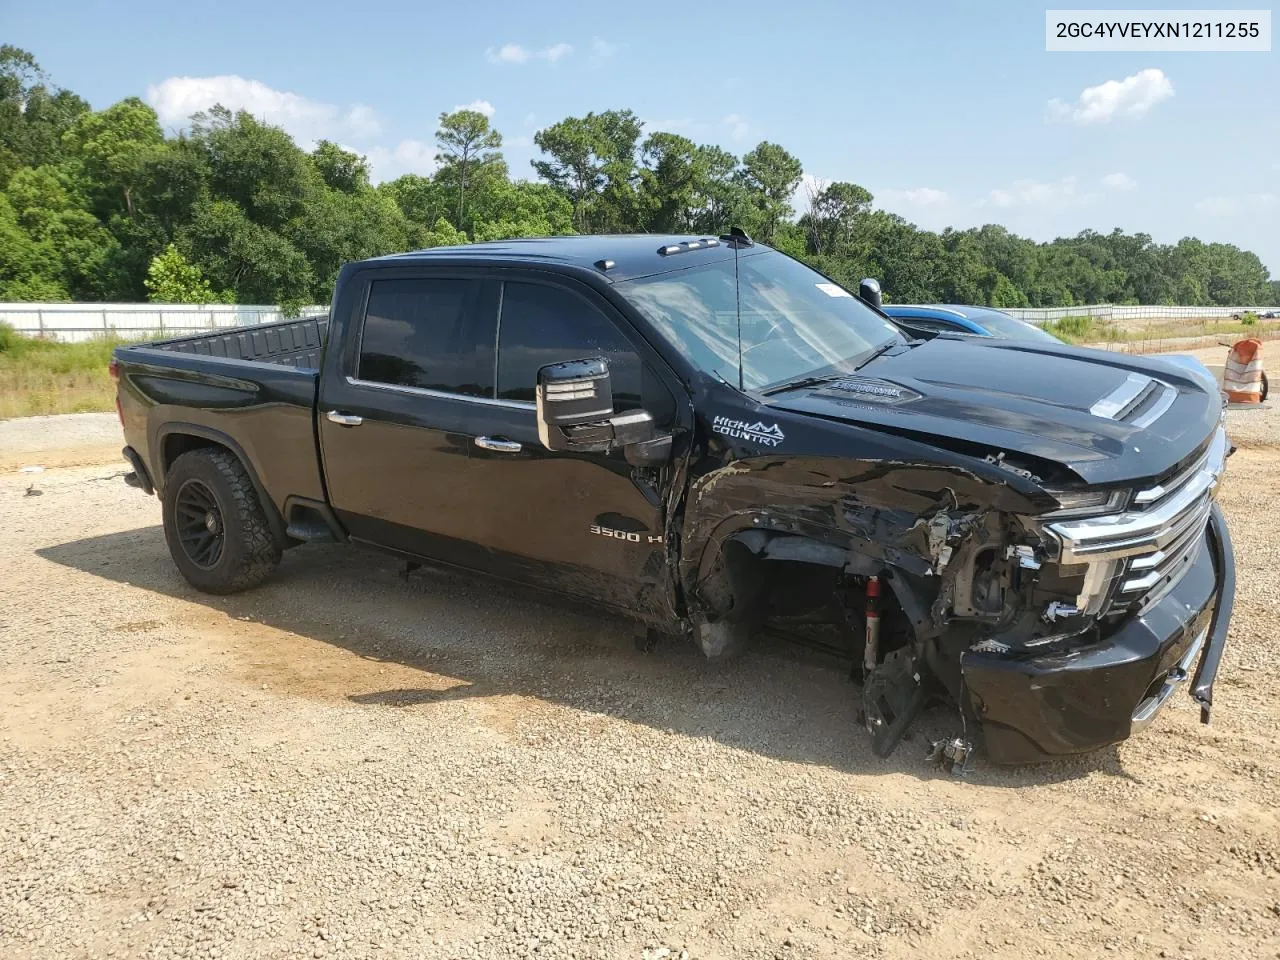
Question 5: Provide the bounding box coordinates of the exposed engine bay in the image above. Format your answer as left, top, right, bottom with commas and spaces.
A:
681, 429, 1233, 766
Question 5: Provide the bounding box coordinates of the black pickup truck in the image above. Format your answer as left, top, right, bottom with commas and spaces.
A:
112, 234, 1235, 764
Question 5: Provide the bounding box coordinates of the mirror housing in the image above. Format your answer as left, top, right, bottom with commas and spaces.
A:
536, 358, 614, 451
858, 278, 882, 309
536, 358, 672, 464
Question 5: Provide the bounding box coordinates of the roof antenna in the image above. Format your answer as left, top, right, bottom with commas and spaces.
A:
719, 227, 753, 390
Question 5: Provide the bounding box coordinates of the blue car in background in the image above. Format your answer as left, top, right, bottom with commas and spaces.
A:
881, 304, 1063, 343
880, 302, 1222, 395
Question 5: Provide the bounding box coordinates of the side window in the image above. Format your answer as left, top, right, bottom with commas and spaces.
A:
496, 281, 644, 410
358, 278, 495, 397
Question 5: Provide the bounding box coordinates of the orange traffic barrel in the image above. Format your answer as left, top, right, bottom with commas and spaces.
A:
1224, 338, 1265, 404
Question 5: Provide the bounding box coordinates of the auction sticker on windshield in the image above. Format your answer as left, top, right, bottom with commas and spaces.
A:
815, 283, 852, 298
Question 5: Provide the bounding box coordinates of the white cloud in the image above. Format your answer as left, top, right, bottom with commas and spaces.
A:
983, 176, 1089, 210
1194, 193, 1278, 216
589, 37, 619, 65
363, 140, 437, 183
1102, 172, 1136, 191
146, 75, 381, 144
1048, 68, 1173, 124
452, 99, 495, 118
486, 42, 572, 65
723, 113, 750, 141
881, 186, 951, 208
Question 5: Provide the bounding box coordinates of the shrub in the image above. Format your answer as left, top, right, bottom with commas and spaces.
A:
1044, 315, 1094, 341
1240, 311, 1259, 326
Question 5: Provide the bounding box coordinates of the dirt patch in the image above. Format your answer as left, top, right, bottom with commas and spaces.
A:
1, 441, 1277, 959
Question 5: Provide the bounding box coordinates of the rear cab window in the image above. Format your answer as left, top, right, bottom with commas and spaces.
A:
357, 277, 497, 397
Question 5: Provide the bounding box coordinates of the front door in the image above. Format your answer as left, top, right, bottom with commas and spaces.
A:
465, 276, 681, 615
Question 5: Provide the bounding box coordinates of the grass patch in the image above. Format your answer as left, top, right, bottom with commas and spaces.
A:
1042, 314, 1278, 346
1042, 315, 1126, 344
0, 323, 156, 419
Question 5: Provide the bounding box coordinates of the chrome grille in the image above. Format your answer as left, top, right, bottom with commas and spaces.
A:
1047, 429, 1227, 613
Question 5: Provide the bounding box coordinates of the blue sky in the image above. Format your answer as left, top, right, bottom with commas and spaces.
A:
8, 0, 1279, 271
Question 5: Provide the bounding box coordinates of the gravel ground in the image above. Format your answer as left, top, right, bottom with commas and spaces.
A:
1, 414, 1278, 960
0, 412, 121, 472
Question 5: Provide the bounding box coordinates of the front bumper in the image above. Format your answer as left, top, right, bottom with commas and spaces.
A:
961, 503, 1235, 764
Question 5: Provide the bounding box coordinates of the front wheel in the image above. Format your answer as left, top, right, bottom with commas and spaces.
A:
162, 448, 281, 594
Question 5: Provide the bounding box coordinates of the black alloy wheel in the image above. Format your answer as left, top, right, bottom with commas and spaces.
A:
174, 477, 226, 568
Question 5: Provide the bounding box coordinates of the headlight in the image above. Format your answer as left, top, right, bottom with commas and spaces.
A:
1041, 489, 1128, 519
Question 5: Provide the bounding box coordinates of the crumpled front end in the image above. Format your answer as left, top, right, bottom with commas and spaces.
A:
958, 429, 1234, 763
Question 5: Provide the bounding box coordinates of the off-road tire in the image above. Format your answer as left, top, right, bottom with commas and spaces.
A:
162, 448, 281, 594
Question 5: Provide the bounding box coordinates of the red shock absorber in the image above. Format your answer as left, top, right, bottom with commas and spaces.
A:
863, 575, 881, 674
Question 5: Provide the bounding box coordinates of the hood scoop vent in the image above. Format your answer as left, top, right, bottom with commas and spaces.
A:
1090, 374, 1176, 427
814, 377, 921, 405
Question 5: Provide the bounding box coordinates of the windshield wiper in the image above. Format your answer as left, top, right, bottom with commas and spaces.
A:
853, 337, 901, 370
759, 374, 841, 397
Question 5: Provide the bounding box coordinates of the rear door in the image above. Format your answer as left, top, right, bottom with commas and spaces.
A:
317, 268, 504, 567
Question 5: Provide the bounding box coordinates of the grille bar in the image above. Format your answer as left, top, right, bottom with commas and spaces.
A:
1047, 428, 1227, 614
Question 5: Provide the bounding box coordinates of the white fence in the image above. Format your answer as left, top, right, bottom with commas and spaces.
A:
3, 300, 1274, 344
0, 302, 327, 343
1001, 304, 1272, 324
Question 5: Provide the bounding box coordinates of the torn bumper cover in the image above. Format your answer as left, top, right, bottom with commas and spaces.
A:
961, 503, 1235, 764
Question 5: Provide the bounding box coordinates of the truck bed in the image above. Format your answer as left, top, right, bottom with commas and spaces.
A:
150, 315, 328, 369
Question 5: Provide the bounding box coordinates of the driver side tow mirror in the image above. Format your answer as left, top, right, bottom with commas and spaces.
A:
536, 358, 673, 466
858, 277, 883, 309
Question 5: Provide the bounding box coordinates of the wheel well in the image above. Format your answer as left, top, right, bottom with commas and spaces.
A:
158, 430, 288, 547
162, 433, 223, 476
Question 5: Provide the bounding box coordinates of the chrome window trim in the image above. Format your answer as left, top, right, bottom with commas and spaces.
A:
344, 375, 535, 410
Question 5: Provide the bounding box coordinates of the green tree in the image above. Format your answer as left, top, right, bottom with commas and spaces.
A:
638, 132, 700, 232
190, 106, 320, 231
4, 164, 122, 298
470, 179, 573, 241
435, 109, 503, 229
419, 217, 468, 248
800, 181, 873, 255
310, 140, 370, 194
144, 243, 231, 303
286, 187, 409, 298
179, 197, 314, 305
736, 141, 802, 243
687, 145, 744, 235
62, 97, 164, 217
0, 46, 89, 187
532, 110, 643, 232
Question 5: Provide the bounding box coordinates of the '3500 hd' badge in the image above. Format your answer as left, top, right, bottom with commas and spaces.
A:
712, 416, 785, 447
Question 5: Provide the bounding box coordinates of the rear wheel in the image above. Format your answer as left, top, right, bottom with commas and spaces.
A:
162, 448, 281, 593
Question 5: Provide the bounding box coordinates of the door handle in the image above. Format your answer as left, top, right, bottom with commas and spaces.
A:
326, 410, 363, 426
475, 436, 522, 453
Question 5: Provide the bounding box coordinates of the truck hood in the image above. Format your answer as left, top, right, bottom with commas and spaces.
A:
765, 338, 1221, 486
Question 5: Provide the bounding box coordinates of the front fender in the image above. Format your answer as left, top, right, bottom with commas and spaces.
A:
679, 454, 1048, 606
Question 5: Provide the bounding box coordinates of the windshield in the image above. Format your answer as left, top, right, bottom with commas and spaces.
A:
974, 310, 1062, 343
615, 250, 904, 391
